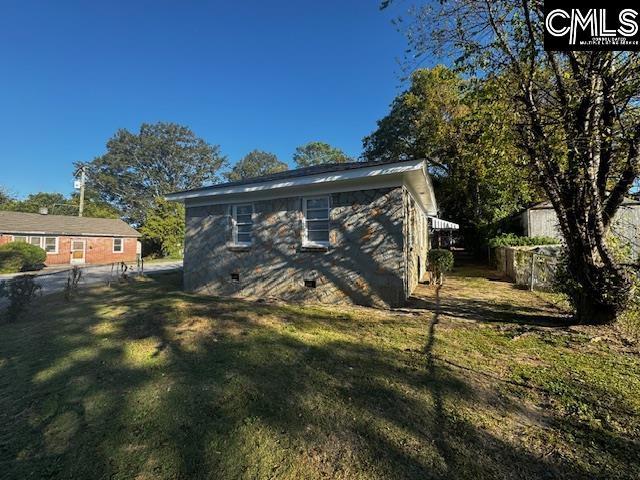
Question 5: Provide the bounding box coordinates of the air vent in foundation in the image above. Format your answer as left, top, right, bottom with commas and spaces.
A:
304, 280, 316, 289
230, 273, 240, 282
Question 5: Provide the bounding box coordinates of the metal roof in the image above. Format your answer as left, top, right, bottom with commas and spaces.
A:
168, 158, 421, 197
0, 211, 141, 237
528, 197, 640, 210
166, 158, 439, 216
429, 217, 460, 230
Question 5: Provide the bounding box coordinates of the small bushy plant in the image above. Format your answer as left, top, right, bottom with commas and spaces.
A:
0, 275, 41, 319
428, 249, 454, 285
0, 242, 46, 273
488, 233, 559, 248
64, 266, 82, 301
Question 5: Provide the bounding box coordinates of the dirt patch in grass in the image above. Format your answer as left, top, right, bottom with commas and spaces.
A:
0, 267, 638, 479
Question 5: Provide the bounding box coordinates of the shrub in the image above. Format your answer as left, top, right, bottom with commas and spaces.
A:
0, 275, 41, 319
428, 249, 454, 285
64, 266, 82, 301
488, 233, 559, 248
0, 242, 46, 273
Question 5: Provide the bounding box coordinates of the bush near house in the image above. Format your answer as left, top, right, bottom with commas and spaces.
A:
0, 242, 46, 273
427, 248, 454, 284
488, 233, 559, 248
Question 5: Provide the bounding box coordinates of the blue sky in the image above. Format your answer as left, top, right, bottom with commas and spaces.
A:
0, 0, 432, 198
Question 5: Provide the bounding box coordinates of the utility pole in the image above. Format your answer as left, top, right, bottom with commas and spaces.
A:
75, 164, 86, 217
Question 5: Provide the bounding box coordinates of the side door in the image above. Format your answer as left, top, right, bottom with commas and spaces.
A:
70, 239, 86, 264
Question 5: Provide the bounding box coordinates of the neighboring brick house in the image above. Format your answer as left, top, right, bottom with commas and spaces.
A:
167, 159, 439, 308
0, 211, 141, 265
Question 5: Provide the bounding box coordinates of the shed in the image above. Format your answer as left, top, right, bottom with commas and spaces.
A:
520, 199, 640, 259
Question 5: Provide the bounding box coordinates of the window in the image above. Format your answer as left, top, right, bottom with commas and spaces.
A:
232, 204, 253, 245
11, 236, 58, 253
113, 238, 123, 253
44, 237, 58, 254
303, 196, 330, 246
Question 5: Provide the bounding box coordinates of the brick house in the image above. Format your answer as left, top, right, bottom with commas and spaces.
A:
167, 159, 439, 308
0, 211, 141, 265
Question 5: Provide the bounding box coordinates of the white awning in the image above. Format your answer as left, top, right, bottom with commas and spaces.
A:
429, 216, 459, 230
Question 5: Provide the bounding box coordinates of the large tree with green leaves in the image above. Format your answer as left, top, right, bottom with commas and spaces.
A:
0, 192, 67, 213
84, 122, 226, 225
0, 190, 120, 218
139, 198, 185, 258
363, 66, 538, 239
390, 1, 640, 323
0, 187, 12, 206
224, 150, 288, 181
293, 141, 351, 167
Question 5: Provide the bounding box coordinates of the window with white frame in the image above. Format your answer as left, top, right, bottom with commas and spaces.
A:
113, 238, 124, 253
232, 204, 253, 245
12, 235, 58, 253
303, 196, 330, 246
43, 237, 58, 254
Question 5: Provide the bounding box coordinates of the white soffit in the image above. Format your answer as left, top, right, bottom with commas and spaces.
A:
167, 159, 437, 214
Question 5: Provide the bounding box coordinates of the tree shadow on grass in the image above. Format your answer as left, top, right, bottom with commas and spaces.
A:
0, 274, 637, 479
408, 294, 570, 327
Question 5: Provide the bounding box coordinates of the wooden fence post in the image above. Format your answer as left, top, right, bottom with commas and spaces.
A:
530, 253, 536, 291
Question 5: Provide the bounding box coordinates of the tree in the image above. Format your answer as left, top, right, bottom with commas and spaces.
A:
0, 190, 119, 218
0, 187, 12, 207
84, 122, 226, 225
69, 190, 120, 218
139, 198, 185, 258
224, 150, 288, 181
292, 142, 352, 167
391, 1, 640, 323
363, 66, 464, 165
3, 192, 67, 214
363, 67, 538, 243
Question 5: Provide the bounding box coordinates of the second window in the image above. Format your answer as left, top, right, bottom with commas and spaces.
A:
233, 204, 253, 245
303, 196, 330, 246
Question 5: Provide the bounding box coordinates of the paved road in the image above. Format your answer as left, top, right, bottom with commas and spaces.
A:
0, 261, 182, 297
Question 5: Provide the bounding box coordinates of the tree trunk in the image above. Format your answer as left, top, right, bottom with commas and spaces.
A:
562, 221, 632, 324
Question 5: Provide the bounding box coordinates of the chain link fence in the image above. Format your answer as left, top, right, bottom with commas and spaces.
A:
0, 258, 147, 316
492, 246, 559, 291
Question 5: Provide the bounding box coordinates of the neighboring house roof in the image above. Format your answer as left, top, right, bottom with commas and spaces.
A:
0, 211, 141, 237
526, 197, 640, 211
166, 158, 438, 215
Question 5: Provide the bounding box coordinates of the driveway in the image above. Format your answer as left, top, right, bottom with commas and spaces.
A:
0, 260, 182, 297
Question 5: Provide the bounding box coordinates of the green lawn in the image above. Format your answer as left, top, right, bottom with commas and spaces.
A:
0, 267, 638, 479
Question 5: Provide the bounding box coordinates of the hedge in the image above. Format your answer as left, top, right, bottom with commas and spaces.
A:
488, 233, 560, 248
0, 242, 47, 273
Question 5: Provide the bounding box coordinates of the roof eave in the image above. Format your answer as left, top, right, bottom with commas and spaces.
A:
0, 229, 140, 237
165, 159, 427, 202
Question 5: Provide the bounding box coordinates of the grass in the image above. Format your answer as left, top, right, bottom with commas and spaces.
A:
0, 266, 639, 479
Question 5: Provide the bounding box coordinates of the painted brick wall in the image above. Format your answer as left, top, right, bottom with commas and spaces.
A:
184, 187, 407, 308
0, 234, 138, 265
403, 188, 430, 295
